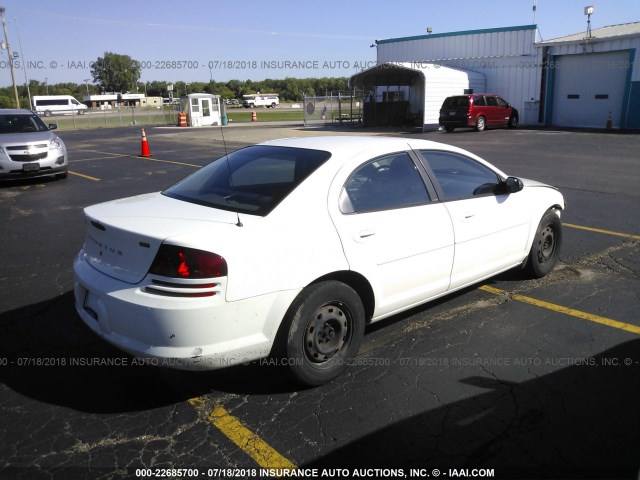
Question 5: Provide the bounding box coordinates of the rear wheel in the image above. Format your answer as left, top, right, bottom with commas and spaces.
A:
44, 110, 52, 117
284, 281, 365, 386
525, 210, 562, 278
475, 116, 486, 132
444, 126, 455, 133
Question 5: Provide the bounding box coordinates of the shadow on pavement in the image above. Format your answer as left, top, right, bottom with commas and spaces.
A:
0, 292, 301, 413
303, 339, 640, 479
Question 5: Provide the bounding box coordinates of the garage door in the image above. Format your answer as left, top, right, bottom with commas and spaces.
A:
552, 51, 630, 128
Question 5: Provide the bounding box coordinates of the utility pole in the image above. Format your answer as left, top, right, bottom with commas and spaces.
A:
0, 6, 20, 108
14, 16, 30, 109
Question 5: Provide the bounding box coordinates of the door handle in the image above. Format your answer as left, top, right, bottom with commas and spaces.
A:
358, 230, 376, 239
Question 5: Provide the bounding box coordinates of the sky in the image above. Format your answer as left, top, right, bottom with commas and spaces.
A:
1, 0, 639, 88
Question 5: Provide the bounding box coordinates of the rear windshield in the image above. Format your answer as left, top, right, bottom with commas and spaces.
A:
163, 145, 331, 216
0, 113, 51, 134
442, 96, 470, 108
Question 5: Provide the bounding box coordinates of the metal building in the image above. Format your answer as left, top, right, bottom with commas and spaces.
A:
366, 21, 640, 130
373, 26, 543, 126
536, 22, 640, 129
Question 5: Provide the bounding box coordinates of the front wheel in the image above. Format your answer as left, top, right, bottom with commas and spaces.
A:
508, 115, 518, 129
525, 210, 562, 278
284, 281, 365, 386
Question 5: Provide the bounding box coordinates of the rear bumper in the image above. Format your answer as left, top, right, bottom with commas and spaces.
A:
73, 251, 300, 370
439, 117, 474, 128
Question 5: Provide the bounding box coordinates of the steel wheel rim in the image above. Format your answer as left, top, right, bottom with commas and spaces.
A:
537, 224, 556, 263
304, 303, 351, 363
477, 117, 485, 129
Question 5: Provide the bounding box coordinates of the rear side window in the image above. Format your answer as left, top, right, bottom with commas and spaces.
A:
163, 145, 330, 216
473, 96, 486, 106
486, 96, 499, 107
341, 153, 430, 213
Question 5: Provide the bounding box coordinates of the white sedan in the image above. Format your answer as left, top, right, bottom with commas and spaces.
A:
73, 136, 564, 385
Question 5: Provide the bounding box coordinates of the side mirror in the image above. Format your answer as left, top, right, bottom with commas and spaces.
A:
48, 124, 58, 130
504, 176, 523, 193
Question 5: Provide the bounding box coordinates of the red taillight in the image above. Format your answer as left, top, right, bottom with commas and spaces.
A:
149, 245, 227, 279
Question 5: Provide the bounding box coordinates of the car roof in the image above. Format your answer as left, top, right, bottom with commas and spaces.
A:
0, 109, 37, 115
447, 94, 499, 97
260, 135, 444, 153
258, 135, 508, 178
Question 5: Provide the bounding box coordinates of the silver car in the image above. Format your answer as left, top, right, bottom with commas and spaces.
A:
0, 109, 68, 180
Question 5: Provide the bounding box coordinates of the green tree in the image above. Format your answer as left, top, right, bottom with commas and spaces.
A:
90, 52, 141, 92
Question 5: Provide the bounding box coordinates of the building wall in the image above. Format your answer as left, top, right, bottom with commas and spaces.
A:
377, 26, 544, 124
539, 36, 640, 129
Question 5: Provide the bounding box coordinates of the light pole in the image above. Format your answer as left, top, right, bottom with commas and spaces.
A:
83, 78, 90, 96
0, 6, 20, 108
584, 5, 595, 38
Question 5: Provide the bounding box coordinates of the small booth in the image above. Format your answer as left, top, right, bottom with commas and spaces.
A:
180, 93, 222, 126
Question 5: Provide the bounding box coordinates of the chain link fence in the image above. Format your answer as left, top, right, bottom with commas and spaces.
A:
303, 91, 365, 128
44, 106, 181, 131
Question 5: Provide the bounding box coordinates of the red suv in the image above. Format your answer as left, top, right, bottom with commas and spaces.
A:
439, 94, 518, 132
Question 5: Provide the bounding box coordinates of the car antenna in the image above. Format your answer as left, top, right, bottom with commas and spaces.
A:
219, 114, 243, 227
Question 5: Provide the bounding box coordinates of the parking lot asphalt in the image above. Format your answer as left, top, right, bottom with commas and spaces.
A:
1, 122, 639, 480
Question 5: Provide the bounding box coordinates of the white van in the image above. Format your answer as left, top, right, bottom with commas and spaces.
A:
32, 95, 88, 116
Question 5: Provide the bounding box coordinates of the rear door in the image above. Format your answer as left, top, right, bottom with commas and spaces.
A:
330, 151, 454, 319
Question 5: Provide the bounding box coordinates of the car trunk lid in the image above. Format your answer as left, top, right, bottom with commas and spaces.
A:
81, 192, 239, 284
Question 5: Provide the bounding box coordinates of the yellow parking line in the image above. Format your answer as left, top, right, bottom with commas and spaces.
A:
189, 398, 297, 470
79, 149, 201, 168
479, 285, 640, 335
564, 223, 640, 240
68, 156, 122, 163
68, 170, 100, 181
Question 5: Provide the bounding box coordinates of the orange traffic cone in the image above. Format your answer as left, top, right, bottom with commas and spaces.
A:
139, 128, 152, 157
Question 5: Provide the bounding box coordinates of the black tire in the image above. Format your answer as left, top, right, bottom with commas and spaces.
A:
284, 281, 365, 386
444, 126, 455, 133
44, 110, 52, 117
508, 114, 518, 129
475, 116, 486, 132
525, 210, 562, 278
56, 171, 68, 180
